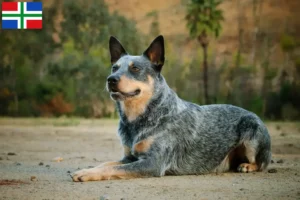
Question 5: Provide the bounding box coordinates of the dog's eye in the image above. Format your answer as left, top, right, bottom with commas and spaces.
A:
130, 66, 140, 72
112, 66, 119, 72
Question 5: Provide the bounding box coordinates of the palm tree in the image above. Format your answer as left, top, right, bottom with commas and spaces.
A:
186, 0, 224, 104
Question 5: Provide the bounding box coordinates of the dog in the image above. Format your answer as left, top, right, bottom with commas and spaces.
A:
71, 35, 271, 182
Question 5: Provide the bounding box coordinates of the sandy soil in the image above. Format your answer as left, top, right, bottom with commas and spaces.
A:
0, 118, 299, 200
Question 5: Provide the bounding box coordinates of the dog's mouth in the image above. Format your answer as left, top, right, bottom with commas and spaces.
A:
110, 88, 141, 100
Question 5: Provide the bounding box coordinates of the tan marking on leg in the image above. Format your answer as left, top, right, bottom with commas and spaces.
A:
96, 161, 122, 168
123, 145, 131, 156
72, 166, 141, 182
243, 140, 258, 164
238, 163, 258, 173
95, 145, 131, 168
214, 155, 230, 173
119, 75, 154, 121
133, 137, 154, 154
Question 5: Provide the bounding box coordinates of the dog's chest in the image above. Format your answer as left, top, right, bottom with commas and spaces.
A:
119, 122, 153, 150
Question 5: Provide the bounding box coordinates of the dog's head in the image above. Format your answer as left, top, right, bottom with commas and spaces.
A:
106, 36, 165, 102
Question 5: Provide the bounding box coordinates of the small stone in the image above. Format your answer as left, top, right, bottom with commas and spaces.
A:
105, 186, 110, 188
46, 165, 50, 168
30, 176, 37, 181
100, 195, 109, 200
276, 125, 281, 130
268, 169, 277, 173
277, 159, 284, 163
52, 157, 63, 162
120, 198, 125, 200
271, 160, 274, 163
280, 132, 287, 137
7, 152, 16, 156
67, 171, 71, 173
39, 162, 44, 166
0, 157, 3, 160
240, 188, 245, 191
88, 166, 95, 168
15, 162, 21, 166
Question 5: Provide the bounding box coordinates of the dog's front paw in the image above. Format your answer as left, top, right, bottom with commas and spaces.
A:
71, 168, 101, 182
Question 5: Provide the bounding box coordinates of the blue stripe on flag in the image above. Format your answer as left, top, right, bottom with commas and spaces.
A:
26, 2, 42, 11
2, 20, 18, 29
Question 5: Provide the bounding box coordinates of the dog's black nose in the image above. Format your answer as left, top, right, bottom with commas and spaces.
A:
107, 75, 120, 85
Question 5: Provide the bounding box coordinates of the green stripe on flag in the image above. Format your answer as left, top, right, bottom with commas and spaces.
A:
21, 2, 23, 29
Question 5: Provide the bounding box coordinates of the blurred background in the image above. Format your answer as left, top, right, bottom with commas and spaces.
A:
0, 0, 299, 120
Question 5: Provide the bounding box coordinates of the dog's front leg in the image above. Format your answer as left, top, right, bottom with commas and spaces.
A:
71, 158, 161, 182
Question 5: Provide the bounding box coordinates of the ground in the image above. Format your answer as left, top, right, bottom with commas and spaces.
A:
0, 118, 299, 200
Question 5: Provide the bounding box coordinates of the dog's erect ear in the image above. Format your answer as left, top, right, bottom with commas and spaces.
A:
109, 36, 128, 64
143, 35, 165, 71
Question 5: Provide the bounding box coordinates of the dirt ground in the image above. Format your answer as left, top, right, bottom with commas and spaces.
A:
0, 118, 299, 200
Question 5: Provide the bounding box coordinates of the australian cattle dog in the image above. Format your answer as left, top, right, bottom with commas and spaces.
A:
71, 35, 271, 182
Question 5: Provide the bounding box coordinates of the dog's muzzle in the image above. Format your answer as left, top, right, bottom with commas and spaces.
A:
107, 75, 140, 100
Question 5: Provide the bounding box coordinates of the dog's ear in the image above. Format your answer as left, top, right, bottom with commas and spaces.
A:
143, 35, 165, 72
109, 36, 128, 64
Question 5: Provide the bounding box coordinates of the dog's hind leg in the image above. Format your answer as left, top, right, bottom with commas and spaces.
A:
237, 140, 259, 172
235, 115, 271, 173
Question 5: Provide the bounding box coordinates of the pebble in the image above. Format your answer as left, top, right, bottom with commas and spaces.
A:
280, 132, 287, 136
52, 157, 63, 162
39, 162, 44, 166
7, 152, 16, 156
0, 157, 2, 160
268, 169, 277, 173
277, 159, 284, 163
88, 166, 95, 168
271, 160, 274, 163
105, 186, 110, 188
30, 176, 37, 181
15, 162, 21, 166
46, 165, 50, 168
100, 195, 109, 200
67, 171, 71, 173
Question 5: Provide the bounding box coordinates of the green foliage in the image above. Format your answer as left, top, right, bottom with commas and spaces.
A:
0, 0, 145, 117
185, 0, 224, 38
280, 34, 296, 52
0, 0, 299, 120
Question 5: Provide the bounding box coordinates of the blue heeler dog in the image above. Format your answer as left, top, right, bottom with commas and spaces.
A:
71, 35, 271, 182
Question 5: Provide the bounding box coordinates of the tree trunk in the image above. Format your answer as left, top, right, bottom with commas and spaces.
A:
198, 31, 209, 104
203, 44, 209, 104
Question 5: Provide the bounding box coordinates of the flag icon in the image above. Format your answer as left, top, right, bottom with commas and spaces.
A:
1, 2, 42, 29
